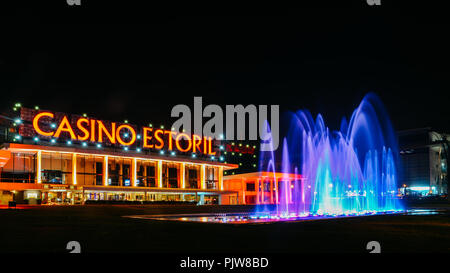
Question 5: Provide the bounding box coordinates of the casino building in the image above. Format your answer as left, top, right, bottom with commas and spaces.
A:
0, 105, 239, 205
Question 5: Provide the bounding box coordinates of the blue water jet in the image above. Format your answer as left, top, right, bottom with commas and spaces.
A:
259, 93, 403, 217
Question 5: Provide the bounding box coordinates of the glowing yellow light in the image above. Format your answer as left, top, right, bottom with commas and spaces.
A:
181, 162, 185, 189
104, 156, 109, 186
72, 153, 77, 185
157, 160, 163, 188
37, 150, 42, 183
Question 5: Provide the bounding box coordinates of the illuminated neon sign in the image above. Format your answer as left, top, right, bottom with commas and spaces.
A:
225, 144, 255, 154
31, 111, 216, 156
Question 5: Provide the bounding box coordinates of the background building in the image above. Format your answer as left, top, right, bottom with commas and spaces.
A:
398, 128, 448, 197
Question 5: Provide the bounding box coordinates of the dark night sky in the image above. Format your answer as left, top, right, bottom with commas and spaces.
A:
1, 6, 449, 133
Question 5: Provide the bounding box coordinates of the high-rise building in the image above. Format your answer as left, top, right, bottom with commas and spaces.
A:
398, 128, 448, 196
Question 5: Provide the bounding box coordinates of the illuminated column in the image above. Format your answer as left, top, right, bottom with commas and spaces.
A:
180, 163, 185, 200
132, 158, 137, 187
289, 180, 293, 204
36, 150, 42, 184
241, 179, 246, 205
103, 156, 108, 186
261, 179, 265, 204
256, 178, 260, 205
157, 160, 163, 188
274, 178, 279, 204
180, 163, 185, 189
200, 164, 206, 189
218, 166, 224, 191
72, 153, 77, 185
270, 179, 274, 204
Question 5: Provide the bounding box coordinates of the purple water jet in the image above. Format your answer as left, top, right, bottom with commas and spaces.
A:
259, 93, 403, 218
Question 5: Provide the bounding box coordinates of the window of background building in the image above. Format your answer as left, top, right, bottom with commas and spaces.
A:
95, 161, 103, 186
136, 160, 156, 187
186, 166, 199, 189
41, 152, 72, 184
122, 159, 131, 186
76, 155, 101, 186
0, 152, 36, 183
146, 164, 156, 187
162, 162, 179, 188
205, 166, 218, 189
108, 157, 120, 186
246, 182, 255, 191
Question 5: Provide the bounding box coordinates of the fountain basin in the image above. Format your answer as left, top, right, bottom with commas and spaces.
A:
123, 209, 441, 224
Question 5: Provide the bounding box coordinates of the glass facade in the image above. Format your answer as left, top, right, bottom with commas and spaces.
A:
206, 166, 219, 189
0, 145, 231, 205
76, 155, 103, 186
162, 162, 179, 188
136, 160, 157, 187
186, 165, 199, 189
0, 152, 36, 183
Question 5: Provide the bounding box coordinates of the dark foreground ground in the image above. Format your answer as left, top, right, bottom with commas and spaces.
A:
0, 204, 448, 253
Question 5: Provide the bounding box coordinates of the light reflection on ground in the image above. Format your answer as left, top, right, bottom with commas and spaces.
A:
124, 209, 444, 224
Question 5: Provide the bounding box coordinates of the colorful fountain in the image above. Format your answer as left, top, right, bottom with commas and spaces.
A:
127, 93, 406, 224
256, 92, 403, 219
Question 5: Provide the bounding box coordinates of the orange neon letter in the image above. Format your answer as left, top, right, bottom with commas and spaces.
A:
32, 112, 55, 137
90, 119, 96, 142
54, 116, 77, 139
208, 137, 216, 155
142, 127, 154, 148
175, 133, 192, 152
203, 137, 208, 155
116, 124, 136, 146
192, 134, 202, 154
154, 129, 164, 149
164, 130, 177, 151
76, 118, 90, 141
97, 121, 116, 143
